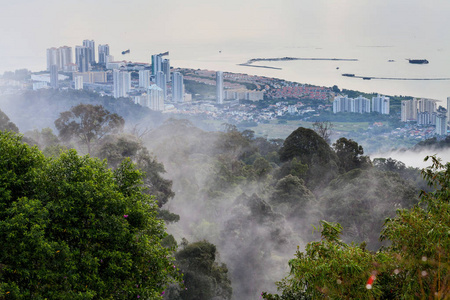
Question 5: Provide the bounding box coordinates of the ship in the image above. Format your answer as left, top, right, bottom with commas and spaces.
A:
342, 73, 355, 77
408, 59, 429, 64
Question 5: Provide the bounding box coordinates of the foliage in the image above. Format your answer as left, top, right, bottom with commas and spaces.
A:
262, 221, 395, 300
165, 241, 232, 300
279, 127, 339, 188
98, 134, 175, 208
319, 168, 418, 249
270, 175, 315, 220
0, 131, 180, 299
0, 109, 19, 133
380, 156, 450, 298
333, 137, 371, 173
55, 104, 125, 153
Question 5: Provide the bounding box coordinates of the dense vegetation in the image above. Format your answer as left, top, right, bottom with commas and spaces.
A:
0, 97, 447, 299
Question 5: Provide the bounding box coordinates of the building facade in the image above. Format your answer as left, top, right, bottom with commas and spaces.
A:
147, 85, 164, 111
82, 40, 96, 65
172, 72, 184, 103
372, 94, 390, 114
216, 71, 223, 104
113, 69, 131, 98
98, 44, 110, 65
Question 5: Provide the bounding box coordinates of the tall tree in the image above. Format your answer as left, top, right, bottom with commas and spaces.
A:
279, 127, 339, 188
312, 121, 333, 144
55, 104, 124, 153
0, 131, 180, 299
333, 137, 371, 173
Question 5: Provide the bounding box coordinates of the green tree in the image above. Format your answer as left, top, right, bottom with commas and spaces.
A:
380, 156, 450, 298
55, 104, 125, 153
165, 241, 232, 300
318, 168, 418, 249
0, 131, 180, 299
270, 175, 315, 220
333, 137, 371, 173
278, 127, 339, 187
0, 109, 19, 133
262, 221, 395, 300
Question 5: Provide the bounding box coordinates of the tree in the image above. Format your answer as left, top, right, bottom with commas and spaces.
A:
270, 175, 315, 220
380, 156, 450, 298
164, 241, 232, 300
0, 131, 180, 299
278, 127, 339, 188
55, 104, 125, 153
312, 121, 333, 144
262, 221, 395, 300
0, 109, 19, 133
333, 137, 371, 173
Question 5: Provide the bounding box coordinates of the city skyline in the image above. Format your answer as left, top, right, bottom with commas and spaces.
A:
0, 1, 449, 101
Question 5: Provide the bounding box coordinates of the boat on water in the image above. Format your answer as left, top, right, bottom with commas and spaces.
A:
342, 73, 355, 77
362, 77, 371, 80
408, 59, 429, 64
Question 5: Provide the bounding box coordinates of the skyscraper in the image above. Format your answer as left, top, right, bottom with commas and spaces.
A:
162, 59, 170, 82
46, 48, 60, 71
447, 97, 450, 123
59, 46, 72, 71
372, 94, 390, 114
73, 75, 83, 90
83, 40, 96, 65
401, 99, 418, 122
113, 69, 131, 98
75, 46, 89, 72
156, 71, 167, 101
147, 84, 164, 111
216, 71, 223, 104
98, 44, 110, 65
172, 72, 184, 103
139, 69, 151, 89
151, 54, 162, 76
47, 46, 73, 71
436, 107, 448, 136
50, 64, 58, 89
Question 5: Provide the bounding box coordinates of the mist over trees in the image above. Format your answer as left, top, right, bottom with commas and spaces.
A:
0, 101, 446, 299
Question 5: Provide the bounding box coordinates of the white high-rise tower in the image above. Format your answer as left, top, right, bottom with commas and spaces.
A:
216, 71, 223, 104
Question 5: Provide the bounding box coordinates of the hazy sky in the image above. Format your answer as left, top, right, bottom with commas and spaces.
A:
1, 0, 449, 72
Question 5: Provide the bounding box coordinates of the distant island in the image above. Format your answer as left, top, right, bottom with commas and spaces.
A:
239, 57, 359, 70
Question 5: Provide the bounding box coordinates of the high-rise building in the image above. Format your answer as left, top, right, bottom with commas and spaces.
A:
162, 59, 170, 82
139, 69, 151, 88
83, 40, 96, 65
47, 46, 73, 71
372, 94, 390, 114
156, 71, 167, 101
333, 96, 351, 113
50, 64, 58, 89
401, 99, 418, 122
436, 107, 448, 135
113, 69, 131, 98
417, 98, 437, 114
98, 44, 110, 65
447, 96, 450, 124
172, 72, 184, 103
46, 48, 60, 71
146, 84, 164, 111
216, 71, 224, 104
74, 75, 83, 90
75, 46, 89, 72
352, 95, 371, 113
151, 54, 162, 76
